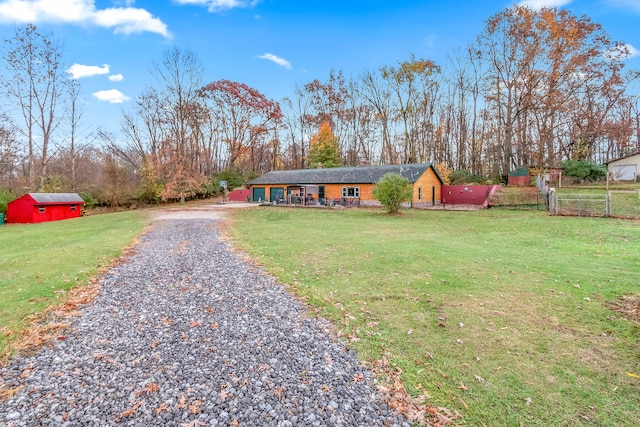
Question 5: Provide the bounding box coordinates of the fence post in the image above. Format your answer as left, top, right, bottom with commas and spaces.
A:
579, 194, 583, 216
606, 191, 611, 217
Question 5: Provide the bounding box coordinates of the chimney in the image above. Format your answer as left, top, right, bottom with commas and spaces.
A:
317, 163, 322, 169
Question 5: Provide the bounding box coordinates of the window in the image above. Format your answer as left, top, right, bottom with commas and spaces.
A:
38, 207, 46, 213
418, 187, 422, 201
342, 186, 360, 198
70, 206, 76, 211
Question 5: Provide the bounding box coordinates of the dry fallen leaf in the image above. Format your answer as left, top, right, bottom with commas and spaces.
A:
155, 403, 170, 414
144, 382, 160, 394
218, 390, 230, 403
118, 401, 142, 420
525, 397, 532, 406
188, 399, 202, 414
189, 321, 202, 328
474, 375, 486, 383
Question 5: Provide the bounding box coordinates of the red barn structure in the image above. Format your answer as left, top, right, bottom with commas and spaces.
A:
7, 193, 85, 224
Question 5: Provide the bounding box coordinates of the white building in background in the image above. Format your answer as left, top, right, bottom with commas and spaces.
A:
607, 153, 640, 181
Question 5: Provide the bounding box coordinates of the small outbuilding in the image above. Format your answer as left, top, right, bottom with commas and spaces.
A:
607, 153, 640, 181
7, 193, 85, 224
247, 163, 443, 207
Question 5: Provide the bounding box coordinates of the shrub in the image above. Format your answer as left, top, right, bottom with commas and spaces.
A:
561, 159, 606, 181
451, 169, 484, 185
372, 173, 412, 214
78, 192, 99, 209
0, 188, 16, 215
211, 169, 245, 192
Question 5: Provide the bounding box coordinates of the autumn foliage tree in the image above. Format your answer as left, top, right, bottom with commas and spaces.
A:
307, 122, 342, 168
198, 80, 282, 173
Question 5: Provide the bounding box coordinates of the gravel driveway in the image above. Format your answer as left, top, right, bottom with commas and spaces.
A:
1, 205, 409, 427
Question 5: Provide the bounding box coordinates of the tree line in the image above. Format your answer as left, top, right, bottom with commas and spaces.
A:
1, 5, 638, 206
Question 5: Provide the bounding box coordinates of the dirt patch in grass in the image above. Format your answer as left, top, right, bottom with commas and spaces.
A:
609, 294, 640, 322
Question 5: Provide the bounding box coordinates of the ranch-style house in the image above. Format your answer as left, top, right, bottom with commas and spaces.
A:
247, 163, 443, 207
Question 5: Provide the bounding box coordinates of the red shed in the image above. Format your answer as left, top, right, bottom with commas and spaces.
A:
7, 193, 85, 224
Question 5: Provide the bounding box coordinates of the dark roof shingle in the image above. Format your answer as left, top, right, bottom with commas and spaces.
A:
248, 163, 438, 185
28, 193, 85, 204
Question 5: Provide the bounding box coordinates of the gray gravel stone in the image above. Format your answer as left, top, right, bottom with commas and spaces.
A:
0, 218, 410, 427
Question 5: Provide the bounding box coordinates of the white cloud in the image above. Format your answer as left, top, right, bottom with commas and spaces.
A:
108, 73, 124, 82
626, 44, 640, 58
605, 43, 640, 60
173, 0, 262, 13
0, 0, 170, 38
517, 0, 573, 9
93, 89, 130, 103
258, 53, 291, 70
66, 63, 109, 79
604, 0, 640, 12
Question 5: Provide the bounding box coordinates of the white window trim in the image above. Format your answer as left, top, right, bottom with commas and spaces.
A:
342, 186, 360, 198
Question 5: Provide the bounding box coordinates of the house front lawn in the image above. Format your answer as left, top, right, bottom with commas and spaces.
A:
0, 211, 146, 359
229, 207, 640, 426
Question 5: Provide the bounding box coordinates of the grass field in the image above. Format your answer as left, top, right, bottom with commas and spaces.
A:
229, 207, 640, 426
0, 211, 146, 358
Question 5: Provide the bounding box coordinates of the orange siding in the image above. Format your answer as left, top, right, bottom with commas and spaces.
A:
324, 184, 376, 201
250, 165, 442, 206
412, 168, 441, 204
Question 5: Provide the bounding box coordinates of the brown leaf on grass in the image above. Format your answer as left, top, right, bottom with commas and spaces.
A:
459, 398, 468, 409
437, 412, 454, 425
458, 382, 468, 391
373, 356, 461, 426
474, 375, 486, 383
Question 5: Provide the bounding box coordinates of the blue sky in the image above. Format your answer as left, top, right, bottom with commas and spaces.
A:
0, 0, 639, 135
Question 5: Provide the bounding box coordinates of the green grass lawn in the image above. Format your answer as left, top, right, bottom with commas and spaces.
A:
229, 207, 640, 426
0, 211, 146, 357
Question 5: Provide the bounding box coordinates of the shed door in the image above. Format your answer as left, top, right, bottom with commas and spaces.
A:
270, 187, 284, 202
252, 187, 265, 202
612, 165, 637, 181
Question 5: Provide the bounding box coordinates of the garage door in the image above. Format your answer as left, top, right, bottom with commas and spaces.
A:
252, 187, 265, 202
612, 165, 637, 181
270, 187, 284, 202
